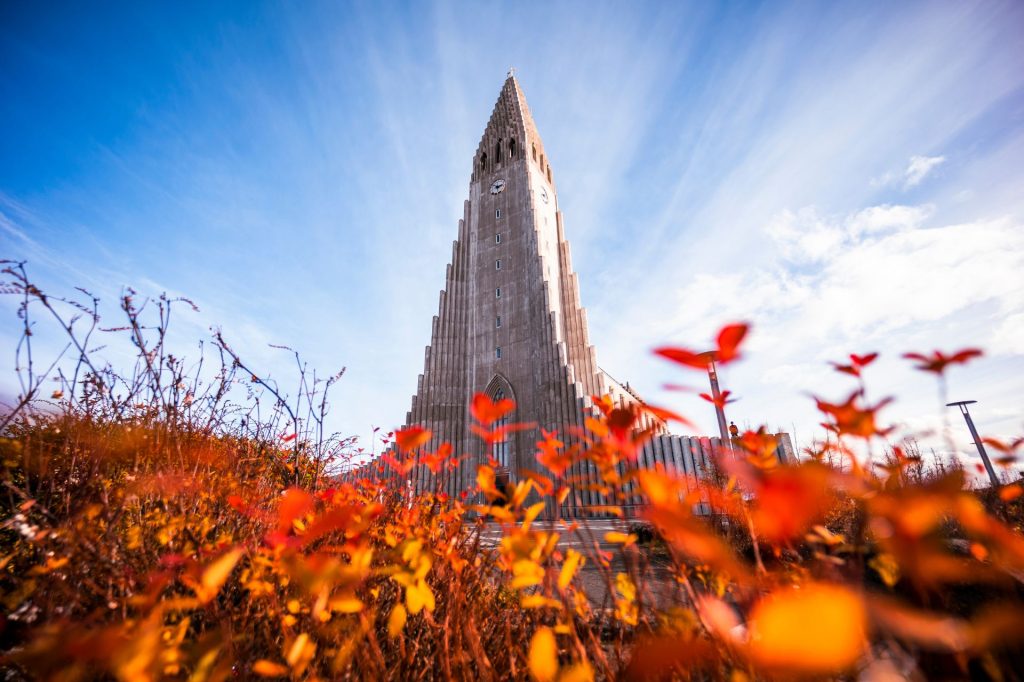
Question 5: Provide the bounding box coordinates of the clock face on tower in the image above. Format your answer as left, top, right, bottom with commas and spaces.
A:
540, 187, 549, 204
490, 179, 506, 195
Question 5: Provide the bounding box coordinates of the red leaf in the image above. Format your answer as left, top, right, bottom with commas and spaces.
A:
850, 352, 878, 368
643, 404, 696, 429
699, 390, 735, 409
281, 433, 297, 442
903, 348, 982, 374
715, 323, 748, 364
653, 347, 710, 370
654, 322, 750, 370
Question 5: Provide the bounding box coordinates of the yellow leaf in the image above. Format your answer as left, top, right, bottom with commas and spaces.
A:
868, 553, 900, 588
560, 662, 594, 682
252, 660, 289, 677
604, 531, 636, 546
749, 583, 866, 673
287, 599, 301, 614
521, 594, 561, 609
559, 549, 583, 590
406, 579, 435, 614
388, 603, 408, 638
329, 596, 364, 613
528, 626, 558, 682
510, 480, 534, 508
512, 559, 545, 589
522, 501, 546, 531
197, 548, 243, 603
615, 573, 636, 602
286, 633, 314, 668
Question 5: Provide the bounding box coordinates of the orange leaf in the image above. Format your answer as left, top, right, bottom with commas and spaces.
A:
196, 547, 244, 603
253, 660, 289, 677
749, 583, 866, 672
815, 391, 893, 439
477, 465, 505, 501
528, 626, 558, 682
382, 453, 417, 475
421, 442, 453, 473
536, 429, 572, 477
395, 426, 431, 453
1000, 484, 1023, 502
277, 488, 314, 532
471, 392, 516, 426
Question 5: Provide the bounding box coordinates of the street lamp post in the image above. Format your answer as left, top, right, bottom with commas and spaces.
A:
704, 352, 730, 443
946, 400, 1000, 489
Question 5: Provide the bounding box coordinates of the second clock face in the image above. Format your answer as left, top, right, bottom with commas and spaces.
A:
540, 187, 549, 204
490, 179, 506, 195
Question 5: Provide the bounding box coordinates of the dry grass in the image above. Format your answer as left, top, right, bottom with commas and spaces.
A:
2, 263, 1023, 681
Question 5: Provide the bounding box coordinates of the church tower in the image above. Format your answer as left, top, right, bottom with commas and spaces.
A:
395, 73, 664, 513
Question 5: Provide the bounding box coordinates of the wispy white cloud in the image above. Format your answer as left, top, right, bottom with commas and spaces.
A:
2, 1, 1022, 464
904, 154, 946, 188
872, 154, 946, 189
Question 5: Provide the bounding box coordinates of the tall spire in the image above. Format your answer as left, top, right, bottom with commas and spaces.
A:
472, 73, 550, 188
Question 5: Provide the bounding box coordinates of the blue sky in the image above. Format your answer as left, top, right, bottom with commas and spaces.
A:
2, 1, 1023, 472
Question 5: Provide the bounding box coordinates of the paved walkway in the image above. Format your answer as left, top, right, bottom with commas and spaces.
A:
471, 519, 679, 608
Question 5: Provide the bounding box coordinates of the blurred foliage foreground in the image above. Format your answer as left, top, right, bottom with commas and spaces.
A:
1, 263, 1024, 681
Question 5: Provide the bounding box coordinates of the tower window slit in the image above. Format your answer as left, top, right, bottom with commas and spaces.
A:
496, 287, 501, 298
496, 347, 502, 360
496, 315, 501, 328
532, 143, 537, 162
496, 208, 501, 219
495, 233, 501, 244
509, 138, 516, 158
496, 259, 501, 270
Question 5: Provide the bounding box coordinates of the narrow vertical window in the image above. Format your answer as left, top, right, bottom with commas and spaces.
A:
495, 140, 501, 159
509, 138, 516, 158
532, 143, 537, 161
480, 152, 487, 173
496, 347, 502, 359
547, 166, 552, 183
496, 315, 501, 328
496, 287, 501, 298
495, 208, 501, 219
492, 387, 510, 466
495, 233, 501, 244
496, 259, 501, 270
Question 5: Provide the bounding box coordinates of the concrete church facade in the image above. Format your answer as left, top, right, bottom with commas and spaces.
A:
363, 74, 793, 516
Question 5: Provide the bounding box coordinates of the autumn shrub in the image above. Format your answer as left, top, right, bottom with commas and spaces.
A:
2, 265, 1024, 681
